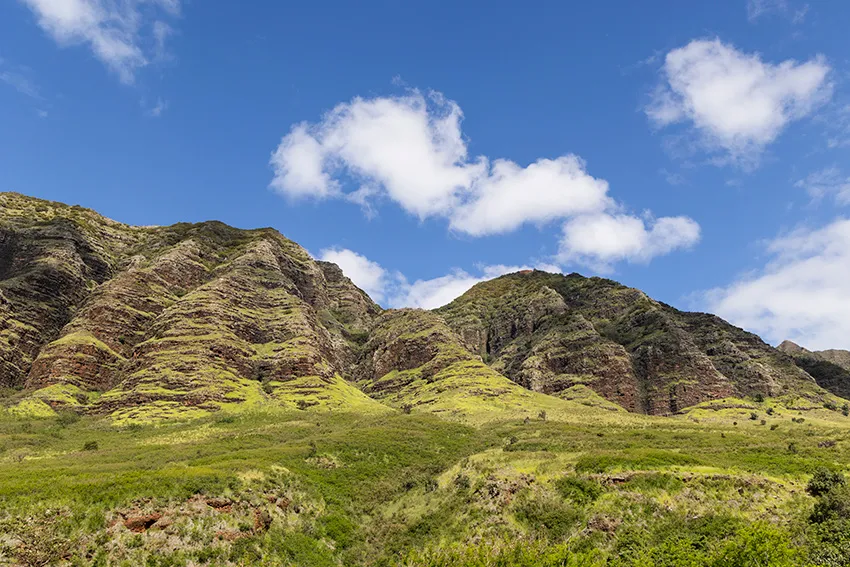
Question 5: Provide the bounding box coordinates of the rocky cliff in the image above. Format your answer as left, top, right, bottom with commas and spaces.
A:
0, 193, 384, 421
438, 272, 820, 414
0, 193, 841, 421
778, 340, 850, 400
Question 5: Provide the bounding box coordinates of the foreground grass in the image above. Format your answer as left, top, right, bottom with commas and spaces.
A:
1, 399, 850, 566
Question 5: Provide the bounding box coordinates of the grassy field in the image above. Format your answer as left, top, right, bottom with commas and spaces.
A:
2, 398, 850, 566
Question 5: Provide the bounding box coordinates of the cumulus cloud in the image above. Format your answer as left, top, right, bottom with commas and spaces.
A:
558, 213, 701, 272
318, 248, 394, 303
647, 39, 831, 166
20, 0, 180, 83
705, 219, 850, 350
271, 90, 699, 269
795, 167, 850, 205
318, 247, 552, 309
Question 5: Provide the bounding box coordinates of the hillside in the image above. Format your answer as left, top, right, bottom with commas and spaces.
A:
0, 192, 384, 422
1, 192, 842, 422
779, 340, 850, 400
5, 193, 850, 566
439, 271, 822, 415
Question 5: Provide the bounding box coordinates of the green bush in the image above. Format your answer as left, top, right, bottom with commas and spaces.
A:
554, 476, 604, 505
811, 485, 850, 524
807, 468, 846, 498
514, 495, 579, 539
83, 440, 99, 451
712, 523, 799, 567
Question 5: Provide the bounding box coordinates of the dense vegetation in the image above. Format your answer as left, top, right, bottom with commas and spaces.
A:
2, 398, 850, 566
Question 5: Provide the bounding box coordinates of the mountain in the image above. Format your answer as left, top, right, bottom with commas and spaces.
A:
778, 340, 850, 400
438, 271, 821, 414
0, 192, 386, 421
0, 192, 841, 422
6, 193, 850, 567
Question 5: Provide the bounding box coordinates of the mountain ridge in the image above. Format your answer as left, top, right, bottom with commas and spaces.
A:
1, 192, 845, 421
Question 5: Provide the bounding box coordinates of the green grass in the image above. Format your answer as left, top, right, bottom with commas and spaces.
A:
1, 398, 850, 565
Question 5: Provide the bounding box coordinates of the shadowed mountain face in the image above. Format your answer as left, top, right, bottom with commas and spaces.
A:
0, 192, 838, 420
438, 272, 820, 414
778, 341, 850, 400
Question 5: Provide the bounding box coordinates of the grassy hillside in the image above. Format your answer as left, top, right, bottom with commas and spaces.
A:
3, 398, 850, 566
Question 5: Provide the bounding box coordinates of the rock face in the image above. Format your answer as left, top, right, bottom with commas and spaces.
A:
0, 193, 839, 420
353, 309, 594, 421
438, 272, 820, 415
778, 341, 850, 399
0, 193, 382, 420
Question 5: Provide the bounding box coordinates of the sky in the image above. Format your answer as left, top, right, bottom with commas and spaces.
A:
1, 0, 850, 350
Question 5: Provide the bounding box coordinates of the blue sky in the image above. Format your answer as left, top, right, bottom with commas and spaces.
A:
2, 0, 850, 349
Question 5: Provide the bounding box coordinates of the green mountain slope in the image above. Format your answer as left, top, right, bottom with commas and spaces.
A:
438, 271, 821, 414
0, 193, 840, 424
0, 193, 385, 421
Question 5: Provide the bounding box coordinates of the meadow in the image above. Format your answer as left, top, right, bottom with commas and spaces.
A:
2, 398, 850, 566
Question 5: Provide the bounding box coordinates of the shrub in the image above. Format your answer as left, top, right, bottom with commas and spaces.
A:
554, 476, 604, 505
825, 401, 838, 411
843, 404, 849, 417
83, 440, 98, 451
754, 393, 765, 403
766, 407, 775, 416
811, 485, 850, 524
808, 469, 847, 498
712, 522, 799, 567
770, 424, 779, 431
514, 496, 579, 539
56, 411, 80, 427
749, 412, 758, 421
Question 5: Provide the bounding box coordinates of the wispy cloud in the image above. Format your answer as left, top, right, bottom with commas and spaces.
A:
0, 58, 42, 100
795, 166, 850, 205
20, 0, 181, 84
747, 0, 809, 23
145, 97, 168, 117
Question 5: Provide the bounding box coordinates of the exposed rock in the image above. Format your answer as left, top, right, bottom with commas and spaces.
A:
1, 192, 839, 421
778, 341, 850, 399
439, 271, 822, 415
0, 193, 382, 420
123, 513, 162, 532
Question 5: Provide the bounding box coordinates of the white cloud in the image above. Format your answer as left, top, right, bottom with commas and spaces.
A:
318, 246, 552, 309
21, 0, 180, 83
269, 92, 613, 234
448, 156, 612, 236
146, 97, 168, 117
271, 89, 699, 269
647, 39, 831, 166
318, 248, 393, 303
0, 58, 41, 100
795, 167, 850, 205
747, 0, 809, 23
705, 219, 850, 350
389, 264, 550, 309
558, 213, 701, 272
